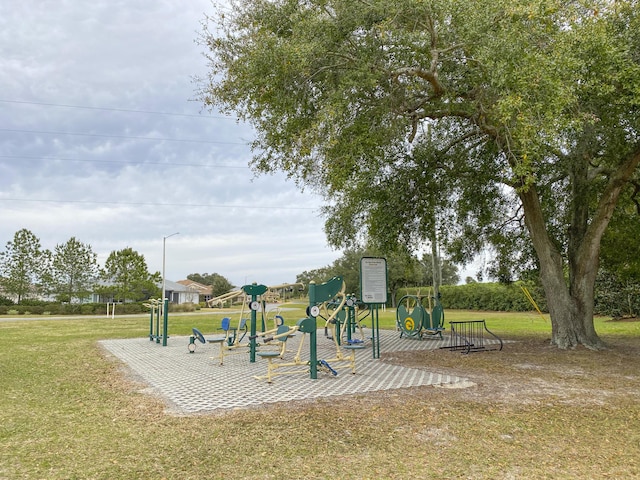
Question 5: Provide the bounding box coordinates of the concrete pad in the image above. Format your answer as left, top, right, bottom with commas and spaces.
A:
100, 329, 469, 415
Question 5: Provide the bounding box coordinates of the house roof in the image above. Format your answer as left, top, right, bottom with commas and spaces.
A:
176, 280, 212, 295
162, 279, 193, 293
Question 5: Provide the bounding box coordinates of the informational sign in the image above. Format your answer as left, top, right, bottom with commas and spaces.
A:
360, 257, 388, 304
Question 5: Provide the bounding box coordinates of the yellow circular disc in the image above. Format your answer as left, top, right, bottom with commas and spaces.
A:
404, 317, 415, 331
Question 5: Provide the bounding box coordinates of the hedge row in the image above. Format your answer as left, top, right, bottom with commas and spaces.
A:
1, 280, 626, 317
396, 282, 548, 313
0, 303, 149, 316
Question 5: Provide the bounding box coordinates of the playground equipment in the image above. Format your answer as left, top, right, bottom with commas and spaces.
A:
264, 305, 286, 331
323, 294, 368, 346
197, 282, 307, 360
254, 276, 367, 383
190, 314, 289, 360
188, 317, 248, 358
188, 326, 208, 352
262, 282, 305, 303
206, 282, 305, 308
207, 316, 250, 365
145, 298, 169, 346
319, 292, 367, 375
254, 319, 339, 383
396, 290, 445, 340
520, 284, 548, 323
206, 289, 246, 308
253, 324, 307, 383
202, 283, 290, 364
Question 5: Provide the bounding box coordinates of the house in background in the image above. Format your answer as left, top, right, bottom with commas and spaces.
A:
88, 279, 197, 305
176, 279, 212, 304
163, 280, 199, 305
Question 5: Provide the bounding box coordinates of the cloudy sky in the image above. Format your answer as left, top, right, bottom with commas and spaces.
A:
0, 0, 346, 288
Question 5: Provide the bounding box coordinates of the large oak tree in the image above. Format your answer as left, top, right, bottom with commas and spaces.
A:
198, 0, 640, 349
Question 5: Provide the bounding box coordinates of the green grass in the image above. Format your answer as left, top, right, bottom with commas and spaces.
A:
1, 306, 639, 479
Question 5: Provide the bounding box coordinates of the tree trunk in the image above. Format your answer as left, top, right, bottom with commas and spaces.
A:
519, 186, 604, 349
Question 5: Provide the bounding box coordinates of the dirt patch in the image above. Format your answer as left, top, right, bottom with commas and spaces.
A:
379, 336, 640, 407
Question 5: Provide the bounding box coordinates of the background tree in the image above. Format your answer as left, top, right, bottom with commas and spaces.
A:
594, 190, 640, 317
295, 267, 332, 289
296, 247, 458, 305
41, 237, 99, 303
100, 248, 160, 302
186, 272, 235, 297
200, 0, 640, 349
0, 229, 46, 304
418, 253, 460, 288
599, 191, 640, 283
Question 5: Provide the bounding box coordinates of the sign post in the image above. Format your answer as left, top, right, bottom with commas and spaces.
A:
359, 257, 387, 359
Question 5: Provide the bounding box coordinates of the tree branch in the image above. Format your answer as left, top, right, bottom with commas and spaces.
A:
391, 66, 444, 96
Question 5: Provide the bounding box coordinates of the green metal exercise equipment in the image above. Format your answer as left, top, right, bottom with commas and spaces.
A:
243, 283, 269, 363
188, 327, 207, 352
396, 290, 445, 340
323, 294, 367, 346
145, 298, 170, 346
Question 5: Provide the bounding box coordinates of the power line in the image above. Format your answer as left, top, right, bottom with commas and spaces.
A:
0, 154, 250, 169
0, 197, 317, 211
0, 99, 237, 120
0, 128, 248, 145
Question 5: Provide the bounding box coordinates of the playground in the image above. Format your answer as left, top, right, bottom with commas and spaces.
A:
105, 275, 489, 414
100, 329, 466, 414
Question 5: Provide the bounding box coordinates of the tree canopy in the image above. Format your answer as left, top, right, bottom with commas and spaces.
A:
296, 247, 459, 305
187, 272, 235, 297
41, 237, 99, 303
0, 229, 45, 303
199, 0, 640, 348
100, 248, 160, 302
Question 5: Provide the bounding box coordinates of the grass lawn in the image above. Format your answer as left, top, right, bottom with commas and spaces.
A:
1, 306, 639, 479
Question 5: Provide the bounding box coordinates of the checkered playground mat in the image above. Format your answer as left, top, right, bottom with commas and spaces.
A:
100, 329, 472, 415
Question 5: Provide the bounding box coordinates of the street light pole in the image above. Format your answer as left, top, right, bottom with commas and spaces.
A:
160, 232, 179, 346
161, 232, 180, 309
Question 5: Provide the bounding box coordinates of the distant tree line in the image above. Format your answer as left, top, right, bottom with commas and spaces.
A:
296, 247, 459, 307
186, 273, 234, 298
0, 228, 160, 305
3, 227, 635, 317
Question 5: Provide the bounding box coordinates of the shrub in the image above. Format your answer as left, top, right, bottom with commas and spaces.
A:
396, 282, 547, 313
170, 302, 198, 313
0, 296, 14, 306
594, 269, 640, 317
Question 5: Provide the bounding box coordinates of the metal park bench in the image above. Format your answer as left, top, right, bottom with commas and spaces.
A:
441, 320, 503, 354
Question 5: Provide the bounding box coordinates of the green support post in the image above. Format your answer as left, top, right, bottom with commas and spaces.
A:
242, 283, 268, 363
162, 298, 169, 346
371, 304, 380, 359
155, 304, 161, 343
346, 301, 355, 344
308, 282, 319, 379
149, 306, 154, 341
